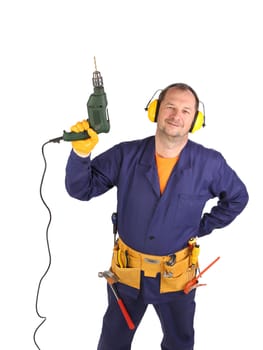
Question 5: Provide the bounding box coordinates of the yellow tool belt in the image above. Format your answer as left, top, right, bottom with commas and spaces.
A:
111, 238, 198, 293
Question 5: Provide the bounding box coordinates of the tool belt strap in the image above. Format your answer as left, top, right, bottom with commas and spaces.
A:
116, 238, 191, 277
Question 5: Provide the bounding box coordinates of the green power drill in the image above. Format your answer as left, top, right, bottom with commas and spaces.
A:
62, 57, 110, 141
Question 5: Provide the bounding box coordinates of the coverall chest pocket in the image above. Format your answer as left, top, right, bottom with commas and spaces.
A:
176, 193, 207, 225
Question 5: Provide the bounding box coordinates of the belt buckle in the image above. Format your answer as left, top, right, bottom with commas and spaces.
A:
144, 257, 160, 264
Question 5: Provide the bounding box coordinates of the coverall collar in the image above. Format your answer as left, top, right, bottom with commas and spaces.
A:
139, 136, 192, 196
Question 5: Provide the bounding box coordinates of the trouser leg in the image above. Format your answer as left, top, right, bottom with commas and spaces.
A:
97, 285, 147, 350
153, 290, 196, 350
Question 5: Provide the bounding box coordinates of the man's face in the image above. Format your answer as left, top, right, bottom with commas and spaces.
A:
156, 87, 197, 138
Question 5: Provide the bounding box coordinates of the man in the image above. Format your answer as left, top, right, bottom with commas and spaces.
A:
65, 83, 249, 350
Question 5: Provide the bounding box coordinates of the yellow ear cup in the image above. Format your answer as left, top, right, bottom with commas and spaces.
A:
190, 111, 205, 133
147, 99, 159, 122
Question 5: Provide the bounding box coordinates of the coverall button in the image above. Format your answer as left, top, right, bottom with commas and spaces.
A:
149, 236, 155, 240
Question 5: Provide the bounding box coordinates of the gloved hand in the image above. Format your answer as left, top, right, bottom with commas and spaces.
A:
70, 120, 99, 156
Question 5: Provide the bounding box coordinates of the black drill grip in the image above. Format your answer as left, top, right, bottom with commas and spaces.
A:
62, 130, 90, 141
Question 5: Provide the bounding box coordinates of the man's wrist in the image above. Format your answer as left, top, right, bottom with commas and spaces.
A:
72, 149, 90, 158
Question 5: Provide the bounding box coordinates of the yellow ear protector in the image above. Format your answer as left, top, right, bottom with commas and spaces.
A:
144, 84, 206, 133
189, 104, 205, 133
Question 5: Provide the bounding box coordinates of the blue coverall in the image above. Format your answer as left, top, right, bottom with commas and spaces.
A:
65, 136, 249, 350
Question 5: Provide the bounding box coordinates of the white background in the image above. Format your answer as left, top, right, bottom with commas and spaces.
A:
0, 0, 261, 349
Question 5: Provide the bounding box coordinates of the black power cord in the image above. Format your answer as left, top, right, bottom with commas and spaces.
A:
33, 138, 62, 349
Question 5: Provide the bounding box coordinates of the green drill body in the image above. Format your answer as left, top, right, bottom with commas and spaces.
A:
63, 60, 110, 141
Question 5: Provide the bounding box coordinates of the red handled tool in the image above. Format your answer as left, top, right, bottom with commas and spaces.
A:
98, 270, 135, 330
184, 256, 220, 294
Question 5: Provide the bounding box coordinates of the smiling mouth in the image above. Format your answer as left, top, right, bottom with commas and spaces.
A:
166, 120, 180, 127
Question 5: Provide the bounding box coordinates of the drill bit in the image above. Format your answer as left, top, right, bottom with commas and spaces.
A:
92, 56, 103, 87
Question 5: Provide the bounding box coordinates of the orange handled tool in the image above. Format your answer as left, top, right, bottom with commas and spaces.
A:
184, 256, 220, 294
98, 270, 135, 330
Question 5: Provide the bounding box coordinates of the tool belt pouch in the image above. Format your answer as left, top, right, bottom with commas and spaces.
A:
111, 245, 141, 290
110, 240, 197, 293
160, 255, 196, 293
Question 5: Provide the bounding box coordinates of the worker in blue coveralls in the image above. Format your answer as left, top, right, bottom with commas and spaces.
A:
65, 83, 249, 350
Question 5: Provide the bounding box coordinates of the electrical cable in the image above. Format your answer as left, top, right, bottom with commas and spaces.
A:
33, 58, 108, 348
33, 138, 61, 349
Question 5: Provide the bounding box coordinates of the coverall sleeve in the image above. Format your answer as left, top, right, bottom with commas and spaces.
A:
65, 148, 117, 200
198, 154, 249, 237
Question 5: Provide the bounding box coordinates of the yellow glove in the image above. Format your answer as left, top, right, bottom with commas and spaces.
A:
70, 120, 99, 156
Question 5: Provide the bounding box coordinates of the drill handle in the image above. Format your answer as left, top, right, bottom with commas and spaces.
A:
62, 130, 90, 141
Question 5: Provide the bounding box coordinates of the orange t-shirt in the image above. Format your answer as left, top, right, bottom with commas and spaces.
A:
155, 153, 179, 194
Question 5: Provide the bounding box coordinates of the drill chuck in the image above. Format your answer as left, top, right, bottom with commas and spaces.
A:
92, 71, 103, 87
